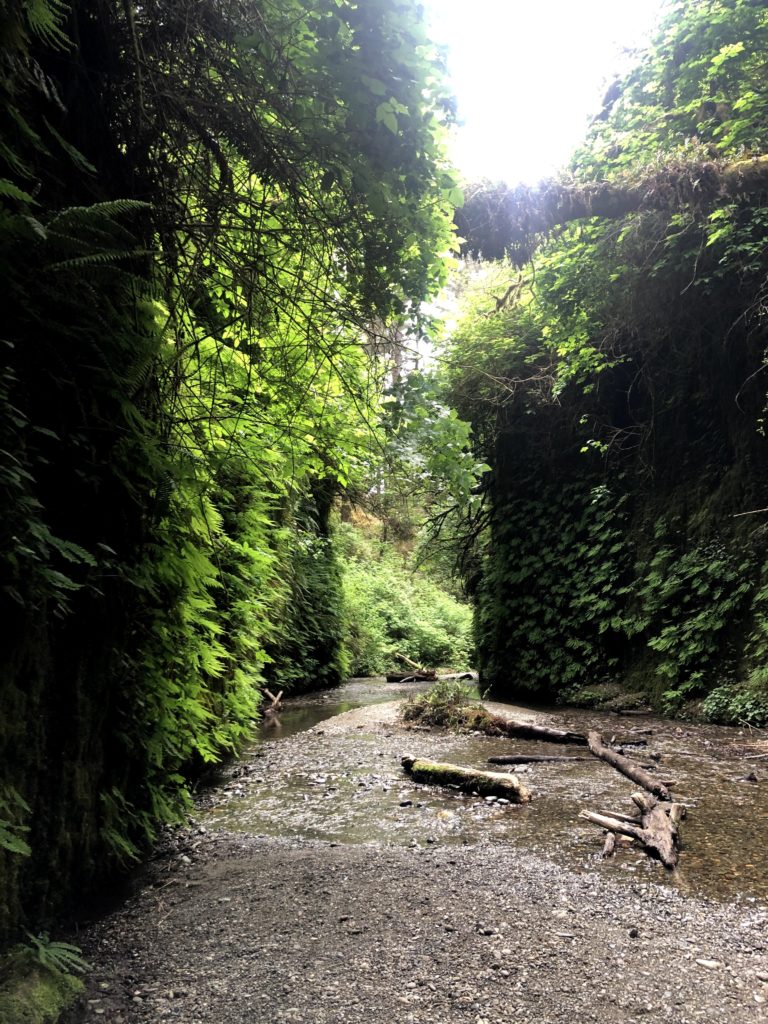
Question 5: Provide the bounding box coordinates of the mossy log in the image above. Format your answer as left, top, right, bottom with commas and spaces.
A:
457, 154, 768, 261
401, 756, 532, 803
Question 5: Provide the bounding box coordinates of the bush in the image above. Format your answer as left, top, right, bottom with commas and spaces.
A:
339, 524, 473, 675
401, 680, 481, 728
701, 684, 768, 727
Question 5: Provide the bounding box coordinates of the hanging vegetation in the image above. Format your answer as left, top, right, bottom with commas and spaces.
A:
443, 0, 768, 724
0, 0, 459, 948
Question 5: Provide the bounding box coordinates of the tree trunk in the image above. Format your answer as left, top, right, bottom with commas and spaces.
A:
458, 154, 768, 261
493, 720, 588, 745
401, 756, 531, 803
488, 754, 592, 765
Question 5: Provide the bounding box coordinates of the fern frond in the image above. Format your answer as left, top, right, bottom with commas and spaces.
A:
50, 249, 153, 270
0, 178, 35, 203
43, 118, 96, 174
47, 199, 151, 230
24, 0, 71, 50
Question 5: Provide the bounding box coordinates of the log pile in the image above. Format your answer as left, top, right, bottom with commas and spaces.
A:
400, 707, 687, 869
580, 730, 684, 868
580, 793, 686, 869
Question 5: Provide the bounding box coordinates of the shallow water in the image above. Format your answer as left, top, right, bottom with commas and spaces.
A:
201, 678, 768, 905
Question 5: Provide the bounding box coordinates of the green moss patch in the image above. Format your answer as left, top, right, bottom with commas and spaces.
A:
0, 951, 84, 1024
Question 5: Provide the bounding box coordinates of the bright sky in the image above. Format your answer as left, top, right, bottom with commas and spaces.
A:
424, 0, 666, 185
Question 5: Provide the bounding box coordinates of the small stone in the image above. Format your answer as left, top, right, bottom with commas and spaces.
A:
629, 927, 639, 938
399, 800, 413, 807
695, 959, 721, 969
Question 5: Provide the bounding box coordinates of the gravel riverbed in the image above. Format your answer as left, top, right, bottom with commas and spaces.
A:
77, 701, 768, 1024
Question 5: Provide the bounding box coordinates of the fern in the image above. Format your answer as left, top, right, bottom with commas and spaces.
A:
24, 933, 90, 976
23, 0, 71, 50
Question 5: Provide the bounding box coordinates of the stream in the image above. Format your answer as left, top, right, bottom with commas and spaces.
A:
199, 678, 768, 906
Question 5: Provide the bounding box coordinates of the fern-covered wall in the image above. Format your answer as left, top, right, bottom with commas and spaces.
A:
446, 0, 768, 724
0, 0, 455, 949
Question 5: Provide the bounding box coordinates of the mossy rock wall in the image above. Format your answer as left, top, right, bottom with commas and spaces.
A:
474, 317, 768, 721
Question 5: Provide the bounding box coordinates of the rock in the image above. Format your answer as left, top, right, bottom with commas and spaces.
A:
695, 959, 722, 969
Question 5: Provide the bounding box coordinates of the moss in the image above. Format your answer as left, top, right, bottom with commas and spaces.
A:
0, 952, 84, 1024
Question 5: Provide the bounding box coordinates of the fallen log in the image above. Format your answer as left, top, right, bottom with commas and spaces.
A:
488, 754, 592, 765
263, 688, 284, 717
457, 155, 768, 262
495, 721, 588, 745
489, 753, 657, 768
401, 756, 531, 803
609, 708, 654, 717
580, 793, 684, 869
396, 653, 424, 670
386, 670, 437, 683
587, 731, 671, 800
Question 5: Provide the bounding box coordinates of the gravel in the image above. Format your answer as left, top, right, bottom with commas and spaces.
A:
76, 703, 768, 1024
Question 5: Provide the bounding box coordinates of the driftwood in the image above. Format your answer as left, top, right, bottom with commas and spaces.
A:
401, 756, 531, 803
581, 793, 686, 869
587, 731, 671, 800
386, 670, 436, 683
488, 754, 592, 765
263, 688, 283, 717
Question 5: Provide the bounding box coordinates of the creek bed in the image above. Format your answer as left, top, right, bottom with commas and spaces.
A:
198, 678, 768, 905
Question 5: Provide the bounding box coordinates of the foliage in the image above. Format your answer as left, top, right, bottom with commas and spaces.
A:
0, 789, 31, 859
701, 683, 768, 726
443, 0, 768, 713
339, 522, 473, 675
632, 534, 753, 710
23, 934, 89, 977
0, 0, 457, 948
474, 484, 631, 696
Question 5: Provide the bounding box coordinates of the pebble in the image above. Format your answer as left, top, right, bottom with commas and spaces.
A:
695, 959, 722, 969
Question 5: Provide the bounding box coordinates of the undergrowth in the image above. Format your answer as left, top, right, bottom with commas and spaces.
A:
400, 679, 513, 736
339, 523, 473, 675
